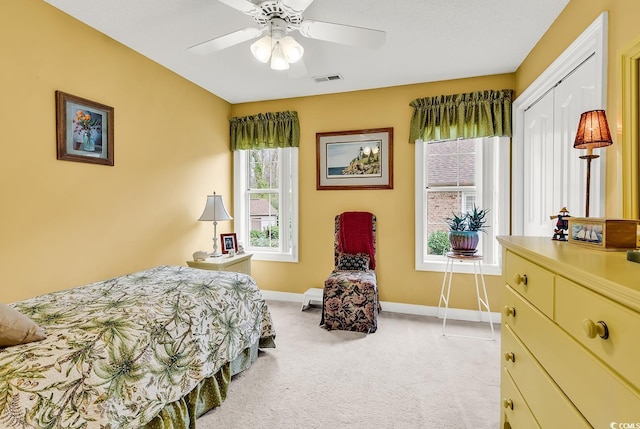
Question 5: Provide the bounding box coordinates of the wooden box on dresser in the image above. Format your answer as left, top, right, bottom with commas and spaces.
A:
496, 236, 640, 428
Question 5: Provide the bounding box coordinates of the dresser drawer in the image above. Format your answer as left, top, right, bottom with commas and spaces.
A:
501, 368, 540, 429
503, 285, 550, 347
502, 325, 590, 428
504, 286, 640, 426
504, 251, 554, 318
555, 276, 640, 389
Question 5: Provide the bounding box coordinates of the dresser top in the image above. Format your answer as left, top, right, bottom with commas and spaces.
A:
497, 236, 640, 311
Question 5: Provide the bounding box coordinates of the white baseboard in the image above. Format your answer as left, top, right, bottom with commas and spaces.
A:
260, 290, 501, 324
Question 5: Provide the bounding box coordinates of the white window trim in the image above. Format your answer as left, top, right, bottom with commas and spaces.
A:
414, 137, 510, 276
234, 147, 299, 262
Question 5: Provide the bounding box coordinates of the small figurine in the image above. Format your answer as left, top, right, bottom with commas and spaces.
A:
549, 207, 570, 241
193, 250, 208, 261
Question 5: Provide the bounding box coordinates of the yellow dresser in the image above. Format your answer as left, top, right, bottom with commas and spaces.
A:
497, 236, 640, 428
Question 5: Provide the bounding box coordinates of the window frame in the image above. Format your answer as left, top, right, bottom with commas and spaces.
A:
234, 147, 299, 262
414, 137, 510, 275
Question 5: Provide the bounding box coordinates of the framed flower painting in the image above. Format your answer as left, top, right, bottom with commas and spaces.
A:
55, 91, 114, 166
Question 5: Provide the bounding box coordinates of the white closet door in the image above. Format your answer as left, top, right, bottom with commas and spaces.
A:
554, 55, 600, 218
523, 91, 555, 236
523, 55, 598, 236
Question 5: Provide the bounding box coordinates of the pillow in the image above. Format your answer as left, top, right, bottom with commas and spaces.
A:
0, 303, 46, 347
336, 253, 370, 271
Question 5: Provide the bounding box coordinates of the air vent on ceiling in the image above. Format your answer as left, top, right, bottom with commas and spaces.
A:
313, 74, 343, 83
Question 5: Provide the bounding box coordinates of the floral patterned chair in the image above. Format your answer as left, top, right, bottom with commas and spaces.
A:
320, 212, 380, 333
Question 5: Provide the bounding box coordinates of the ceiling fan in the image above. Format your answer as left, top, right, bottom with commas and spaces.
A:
188, 0, 386, 71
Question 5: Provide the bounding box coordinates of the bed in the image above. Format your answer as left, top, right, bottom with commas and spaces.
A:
0, 265, 275, 428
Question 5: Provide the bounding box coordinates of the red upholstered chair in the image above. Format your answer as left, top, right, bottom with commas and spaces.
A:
321, 212, 380, 333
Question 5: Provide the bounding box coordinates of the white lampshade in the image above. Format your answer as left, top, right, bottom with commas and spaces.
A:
250, 35, 272, 63
270, 41, 289, 70
249, 17, 304, 70
198, 193, 232, 222
280, 36, 304, 63
198, 192, 232, 257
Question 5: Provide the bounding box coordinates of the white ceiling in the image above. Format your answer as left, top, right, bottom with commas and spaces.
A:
43, 0, 569, 104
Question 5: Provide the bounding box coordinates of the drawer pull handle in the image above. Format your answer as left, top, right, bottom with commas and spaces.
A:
504, 352, 515, 362
582, 319, 609, 339
513, 273, 528, 286
503, 399, 514, 410
503, 306, 516, 318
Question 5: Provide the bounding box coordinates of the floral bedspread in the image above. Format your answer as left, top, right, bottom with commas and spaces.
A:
0, 266, 275, 428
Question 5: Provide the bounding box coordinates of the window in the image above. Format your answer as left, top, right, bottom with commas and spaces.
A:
415, 137, 509, 275
234, 147, 298, 262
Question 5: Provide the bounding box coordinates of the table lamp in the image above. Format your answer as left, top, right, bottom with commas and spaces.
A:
573, 110, 613, 217
198, 192, 232, 257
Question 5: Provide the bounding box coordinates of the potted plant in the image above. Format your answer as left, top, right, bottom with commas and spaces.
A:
445, 205, 489, 255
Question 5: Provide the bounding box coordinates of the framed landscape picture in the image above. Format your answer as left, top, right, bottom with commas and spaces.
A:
316, 127, 393, 190
56, 91, 114, 166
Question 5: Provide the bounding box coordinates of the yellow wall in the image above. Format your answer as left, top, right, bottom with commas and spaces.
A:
3, 0, 638, 311
0, 1, 232, 302
231, 74, 514, 310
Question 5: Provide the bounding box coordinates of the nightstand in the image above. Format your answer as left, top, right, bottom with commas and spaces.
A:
187, 253, 252, 275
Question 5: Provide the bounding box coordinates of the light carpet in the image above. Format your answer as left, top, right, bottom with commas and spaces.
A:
198, 300, 500, 429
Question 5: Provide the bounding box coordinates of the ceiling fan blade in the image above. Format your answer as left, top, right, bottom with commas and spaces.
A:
188, 27, 263, 55
280, 0, 315, 14
298, 20, 386, 49
217, 0, 262, 17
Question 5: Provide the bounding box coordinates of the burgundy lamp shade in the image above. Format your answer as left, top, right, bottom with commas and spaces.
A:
573, 110, 613, 150
572, 109, 613, 218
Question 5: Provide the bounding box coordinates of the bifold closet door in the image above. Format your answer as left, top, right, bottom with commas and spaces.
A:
523, 55, 599, 237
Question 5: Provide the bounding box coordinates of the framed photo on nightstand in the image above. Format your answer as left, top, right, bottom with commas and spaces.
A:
221, 233, 238, 254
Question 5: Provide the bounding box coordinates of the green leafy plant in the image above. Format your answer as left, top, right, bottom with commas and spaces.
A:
249, 225, 279, 248
467, 205, 490, 232
445, 205, 490, 232
444, 212, 468, 231
427, 230, 451, 255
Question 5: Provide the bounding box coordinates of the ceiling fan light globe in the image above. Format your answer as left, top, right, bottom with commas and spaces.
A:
280, 36, 304, 63
250, 35, 272, 63
271, 58, 290, 70
270, 42, 290, 70
286, 48, 303, 63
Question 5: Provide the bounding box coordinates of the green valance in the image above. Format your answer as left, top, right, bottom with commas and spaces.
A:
408, 89, 513, 143
230, 111, 300, 150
